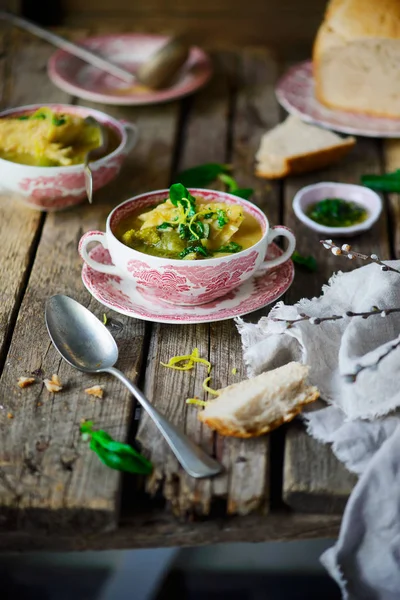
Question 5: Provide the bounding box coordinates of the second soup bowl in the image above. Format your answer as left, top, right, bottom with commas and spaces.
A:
79, 189, 296, 306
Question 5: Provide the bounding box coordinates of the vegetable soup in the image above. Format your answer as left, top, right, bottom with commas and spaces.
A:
115, 184, 263, 260
0, 107, 120, 167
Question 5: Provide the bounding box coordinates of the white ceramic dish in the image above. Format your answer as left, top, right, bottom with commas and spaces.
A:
293, 182, 383, 237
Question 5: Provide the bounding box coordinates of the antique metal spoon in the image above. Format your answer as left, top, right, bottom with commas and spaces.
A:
45, 295, 222, 479
83, 117, 109, 204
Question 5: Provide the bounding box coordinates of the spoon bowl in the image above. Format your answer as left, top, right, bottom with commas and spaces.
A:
45, 294, 222, 479
45, 295, 117, 371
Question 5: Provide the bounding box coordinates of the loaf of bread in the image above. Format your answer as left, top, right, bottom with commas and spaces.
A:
255, 116, 355, 179
198, 362, 319, 438
314, 0, 400, 118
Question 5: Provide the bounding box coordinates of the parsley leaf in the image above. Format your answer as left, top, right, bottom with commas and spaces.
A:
217, 209, 229, 228
157, 222, 173, 231
214, 242, 243, 254
179, 243, 210, 259
52, 115, 66, 126
292, 251, 317, 272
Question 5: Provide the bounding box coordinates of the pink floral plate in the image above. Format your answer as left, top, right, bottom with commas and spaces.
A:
276, 61, 400, 138
81, 243, 294, 324
48, 34, 212, 106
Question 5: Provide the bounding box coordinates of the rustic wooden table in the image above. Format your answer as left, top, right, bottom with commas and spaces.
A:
1, 29, 396, 552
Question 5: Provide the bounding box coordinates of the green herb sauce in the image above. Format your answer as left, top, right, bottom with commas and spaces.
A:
307, 198, 368, 227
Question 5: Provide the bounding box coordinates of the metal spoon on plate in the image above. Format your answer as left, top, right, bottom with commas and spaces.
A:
83, 117, 109, 204
0, 11, 189, 89
45, 295, 222, 479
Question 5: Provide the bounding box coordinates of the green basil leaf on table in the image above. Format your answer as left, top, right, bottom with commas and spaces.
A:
80, 421, 152, 475
230, 188, 254, 200
218, 172, 239, 191
175, 163, 230, 187
292, 251, 318, 272
361, 170, 400, 193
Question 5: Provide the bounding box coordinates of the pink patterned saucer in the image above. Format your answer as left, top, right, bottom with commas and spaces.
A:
82, 243, 294, 324
276, 61, 400, 138
48, 34, 212, 106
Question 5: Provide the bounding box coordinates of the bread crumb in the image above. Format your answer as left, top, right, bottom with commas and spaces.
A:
17, 376, 36, 389
84, 385, 104, 399
7, 413, 13, 419
44, 374, 63, 393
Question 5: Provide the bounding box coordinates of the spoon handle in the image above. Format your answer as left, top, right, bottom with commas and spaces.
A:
106, 367, 222, 479
0, 11, 136, 84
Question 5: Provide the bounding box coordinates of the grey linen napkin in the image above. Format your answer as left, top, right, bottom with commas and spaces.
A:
237, 261, 400, 600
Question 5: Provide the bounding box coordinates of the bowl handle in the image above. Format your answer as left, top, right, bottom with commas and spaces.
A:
79, 231, 120, 275
260, 226, 296, 270
120, 120, 139, 153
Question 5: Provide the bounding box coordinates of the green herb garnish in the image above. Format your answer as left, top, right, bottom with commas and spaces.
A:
169, 183, 196, 216
157, 222, 173, 231
179, 243, 210, 259
102, 313, 108, 325
218, 173, 254, 200
217, 209, 229, 228
52, 115, 66, 126
292, 251, 317, 272
361, 170, 400, 193
214, 242, 243, 254
17, 115, 29, 120
307, 198, 367, 227
80, 421, 152, 475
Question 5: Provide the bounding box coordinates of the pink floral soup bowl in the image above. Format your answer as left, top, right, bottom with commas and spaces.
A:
0, 103, 138, 211
79, 189, 296, 306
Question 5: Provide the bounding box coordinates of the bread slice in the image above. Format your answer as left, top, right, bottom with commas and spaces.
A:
198, 362, 319, 438
313, 0, 400, 118
255, 116, 355, 179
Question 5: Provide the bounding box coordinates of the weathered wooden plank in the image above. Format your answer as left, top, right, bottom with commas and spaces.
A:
282, 136, 389, 512
0, 33, 73, 371
138, 53, 233, 518
211, 48, 282, 514
0, 52, 179, 530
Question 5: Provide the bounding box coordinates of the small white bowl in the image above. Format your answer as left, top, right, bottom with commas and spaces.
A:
293, 182, 383, 237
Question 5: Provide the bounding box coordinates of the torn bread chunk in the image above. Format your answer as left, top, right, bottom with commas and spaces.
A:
198, 362, 319, 438
255, 116, 355, 179
84, 385, 104, 399
44, 374, 63, 393
17, 376, 36, 389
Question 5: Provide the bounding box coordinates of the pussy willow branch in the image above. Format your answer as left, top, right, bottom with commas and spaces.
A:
271, 307, 400, 327
271, 240, 400, 381
320, 240, 400, 275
